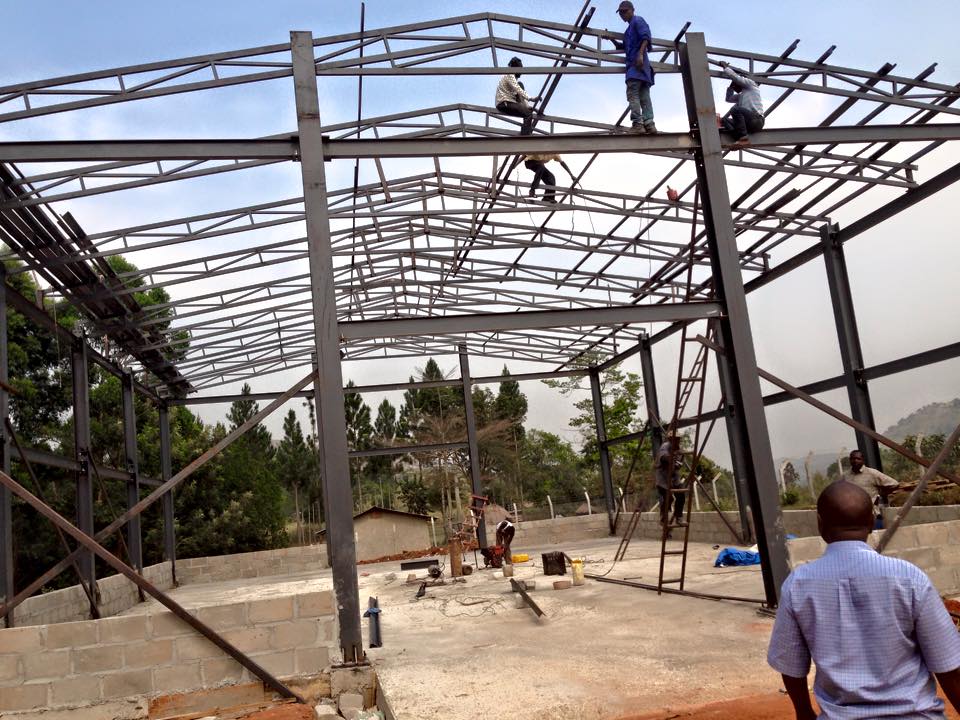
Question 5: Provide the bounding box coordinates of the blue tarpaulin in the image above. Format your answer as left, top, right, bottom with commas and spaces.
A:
714, 547, 761, 567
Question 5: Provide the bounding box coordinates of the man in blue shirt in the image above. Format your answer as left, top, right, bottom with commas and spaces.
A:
612, 1, 656, 134
768, 481, 960, 719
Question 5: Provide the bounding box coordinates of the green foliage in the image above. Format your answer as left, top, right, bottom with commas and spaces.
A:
275, 409, 315, 497
545, 361, 648, 499
518, 430, 582, 502
780, 488, 802, 506
397, 475, 430, 515
209, 384, 287, 552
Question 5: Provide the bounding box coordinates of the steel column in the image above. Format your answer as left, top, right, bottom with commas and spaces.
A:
121, 370, 143, 575
712, 321, 755, 544
292, 31, 363, 663
158, 402, 176, 583
637, 332, 663, 461
681, 33, 788, 606
71, 336, 97, 604
820, 224, 882, 470
589, 368, 616, 535
458, 345, 487, 548
0, 267, 12, 627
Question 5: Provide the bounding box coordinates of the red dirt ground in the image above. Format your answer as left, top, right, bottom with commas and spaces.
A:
240, 706, 316, 720
617, 691, 959, 719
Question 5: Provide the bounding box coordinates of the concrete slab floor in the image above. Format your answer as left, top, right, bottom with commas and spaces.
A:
120, 570, 335, 615
366, 537, 780, 720
119, 538, 779, 719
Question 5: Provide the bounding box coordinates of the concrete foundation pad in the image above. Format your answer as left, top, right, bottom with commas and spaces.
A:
367, 537, 779, 720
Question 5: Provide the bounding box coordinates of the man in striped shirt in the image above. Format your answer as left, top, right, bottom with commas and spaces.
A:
768, 481, 960, 718
495, 57, 540, 136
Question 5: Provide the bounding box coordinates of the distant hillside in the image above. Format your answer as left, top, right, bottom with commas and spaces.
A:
883, 399, 960, 442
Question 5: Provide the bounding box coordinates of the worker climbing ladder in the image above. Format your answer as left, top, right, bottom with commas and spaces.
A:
657, 185, 716, 594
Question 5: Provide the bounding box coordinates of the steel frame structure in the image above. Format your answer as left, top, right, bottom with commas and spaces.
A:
0, 7, 958, 660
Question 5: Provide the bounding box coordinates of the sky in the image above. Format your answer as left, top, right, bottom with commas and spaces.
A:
2, 1, 958, 473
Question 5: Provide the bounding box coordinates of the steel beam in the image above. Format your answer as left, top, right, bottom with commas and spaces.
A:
172, 369, 588, 406
158, 403, 176, 583
71, 336, 96, 605
2, 123, 960, 163
348, 442, 468, 459
820, 224, 882, 470
637, 332, 663, 462
696, 334, 960, 489
0, 267, 11, 626
458, 345, 487, 548
340, 302, 721, 340
121, 370, 143, 577
681, 33, 787, 606
589, 368, 616, 535
292, 31, 363, 664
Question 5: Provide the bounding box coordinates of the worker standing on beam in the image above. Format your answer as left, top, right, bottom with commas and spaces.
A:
841, 449, 899, 529
495, 57, 540, 136
718, 61, 764, 146
611, 1, 657, 134
768, 482, 960, 719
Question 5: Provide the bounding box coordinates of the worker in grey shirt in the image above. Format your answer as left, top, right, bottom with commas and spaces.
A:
719, 60, 764, 145
768, 481, 960, 719
841, 449, 899, 529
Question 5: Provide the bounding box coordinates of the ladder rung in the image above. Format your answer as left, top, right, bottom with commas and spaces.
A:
662, 550, 686, 556
680, 377, 703, 382
660, 577, 683, 584
667, 521, 689, 529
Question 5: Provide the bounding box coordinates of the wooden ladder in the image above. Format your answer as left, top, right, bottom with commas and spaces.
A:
455, 494, 489, 545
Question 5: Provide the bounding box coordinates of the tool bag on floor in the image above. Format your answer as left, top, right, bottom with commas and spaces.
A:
542, 551, 566, 576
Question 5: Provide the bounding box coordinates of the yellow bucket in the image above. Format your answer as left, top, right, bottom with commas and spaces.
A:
511, 553, 530, 563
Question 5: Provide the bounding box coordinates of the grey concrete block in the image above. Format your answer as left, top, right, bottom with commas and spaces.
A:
340, 692, 365, 712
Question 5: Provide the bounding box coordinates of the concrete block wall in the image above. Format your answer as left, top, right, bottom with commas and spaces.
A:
882, 504, 960, 526
177, 545, 328, 585
0, 589, 337, 714
499, 506, 960, 549
491, 513, 611, 548
11, 561, 173, 628
787, 519, 960, 595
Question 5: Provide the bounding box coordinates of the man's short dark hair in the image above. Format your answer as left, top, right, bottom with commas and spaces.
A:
508, 56, 523, 68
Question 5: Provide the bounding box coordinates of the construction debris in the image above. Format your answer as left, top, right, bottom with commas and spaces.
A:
509, 578, 545, 618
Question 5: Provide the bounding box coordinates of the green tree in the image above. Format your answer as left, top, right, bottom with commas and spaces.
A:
275, 409, 315, 538
368, 399, 398, 507
397, 475, 430, 515
519, 430, 583, 503
545, 359, 648, 499
212, 384, 287, 552
343, 381, 374, 508
495, 366, 528, 438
